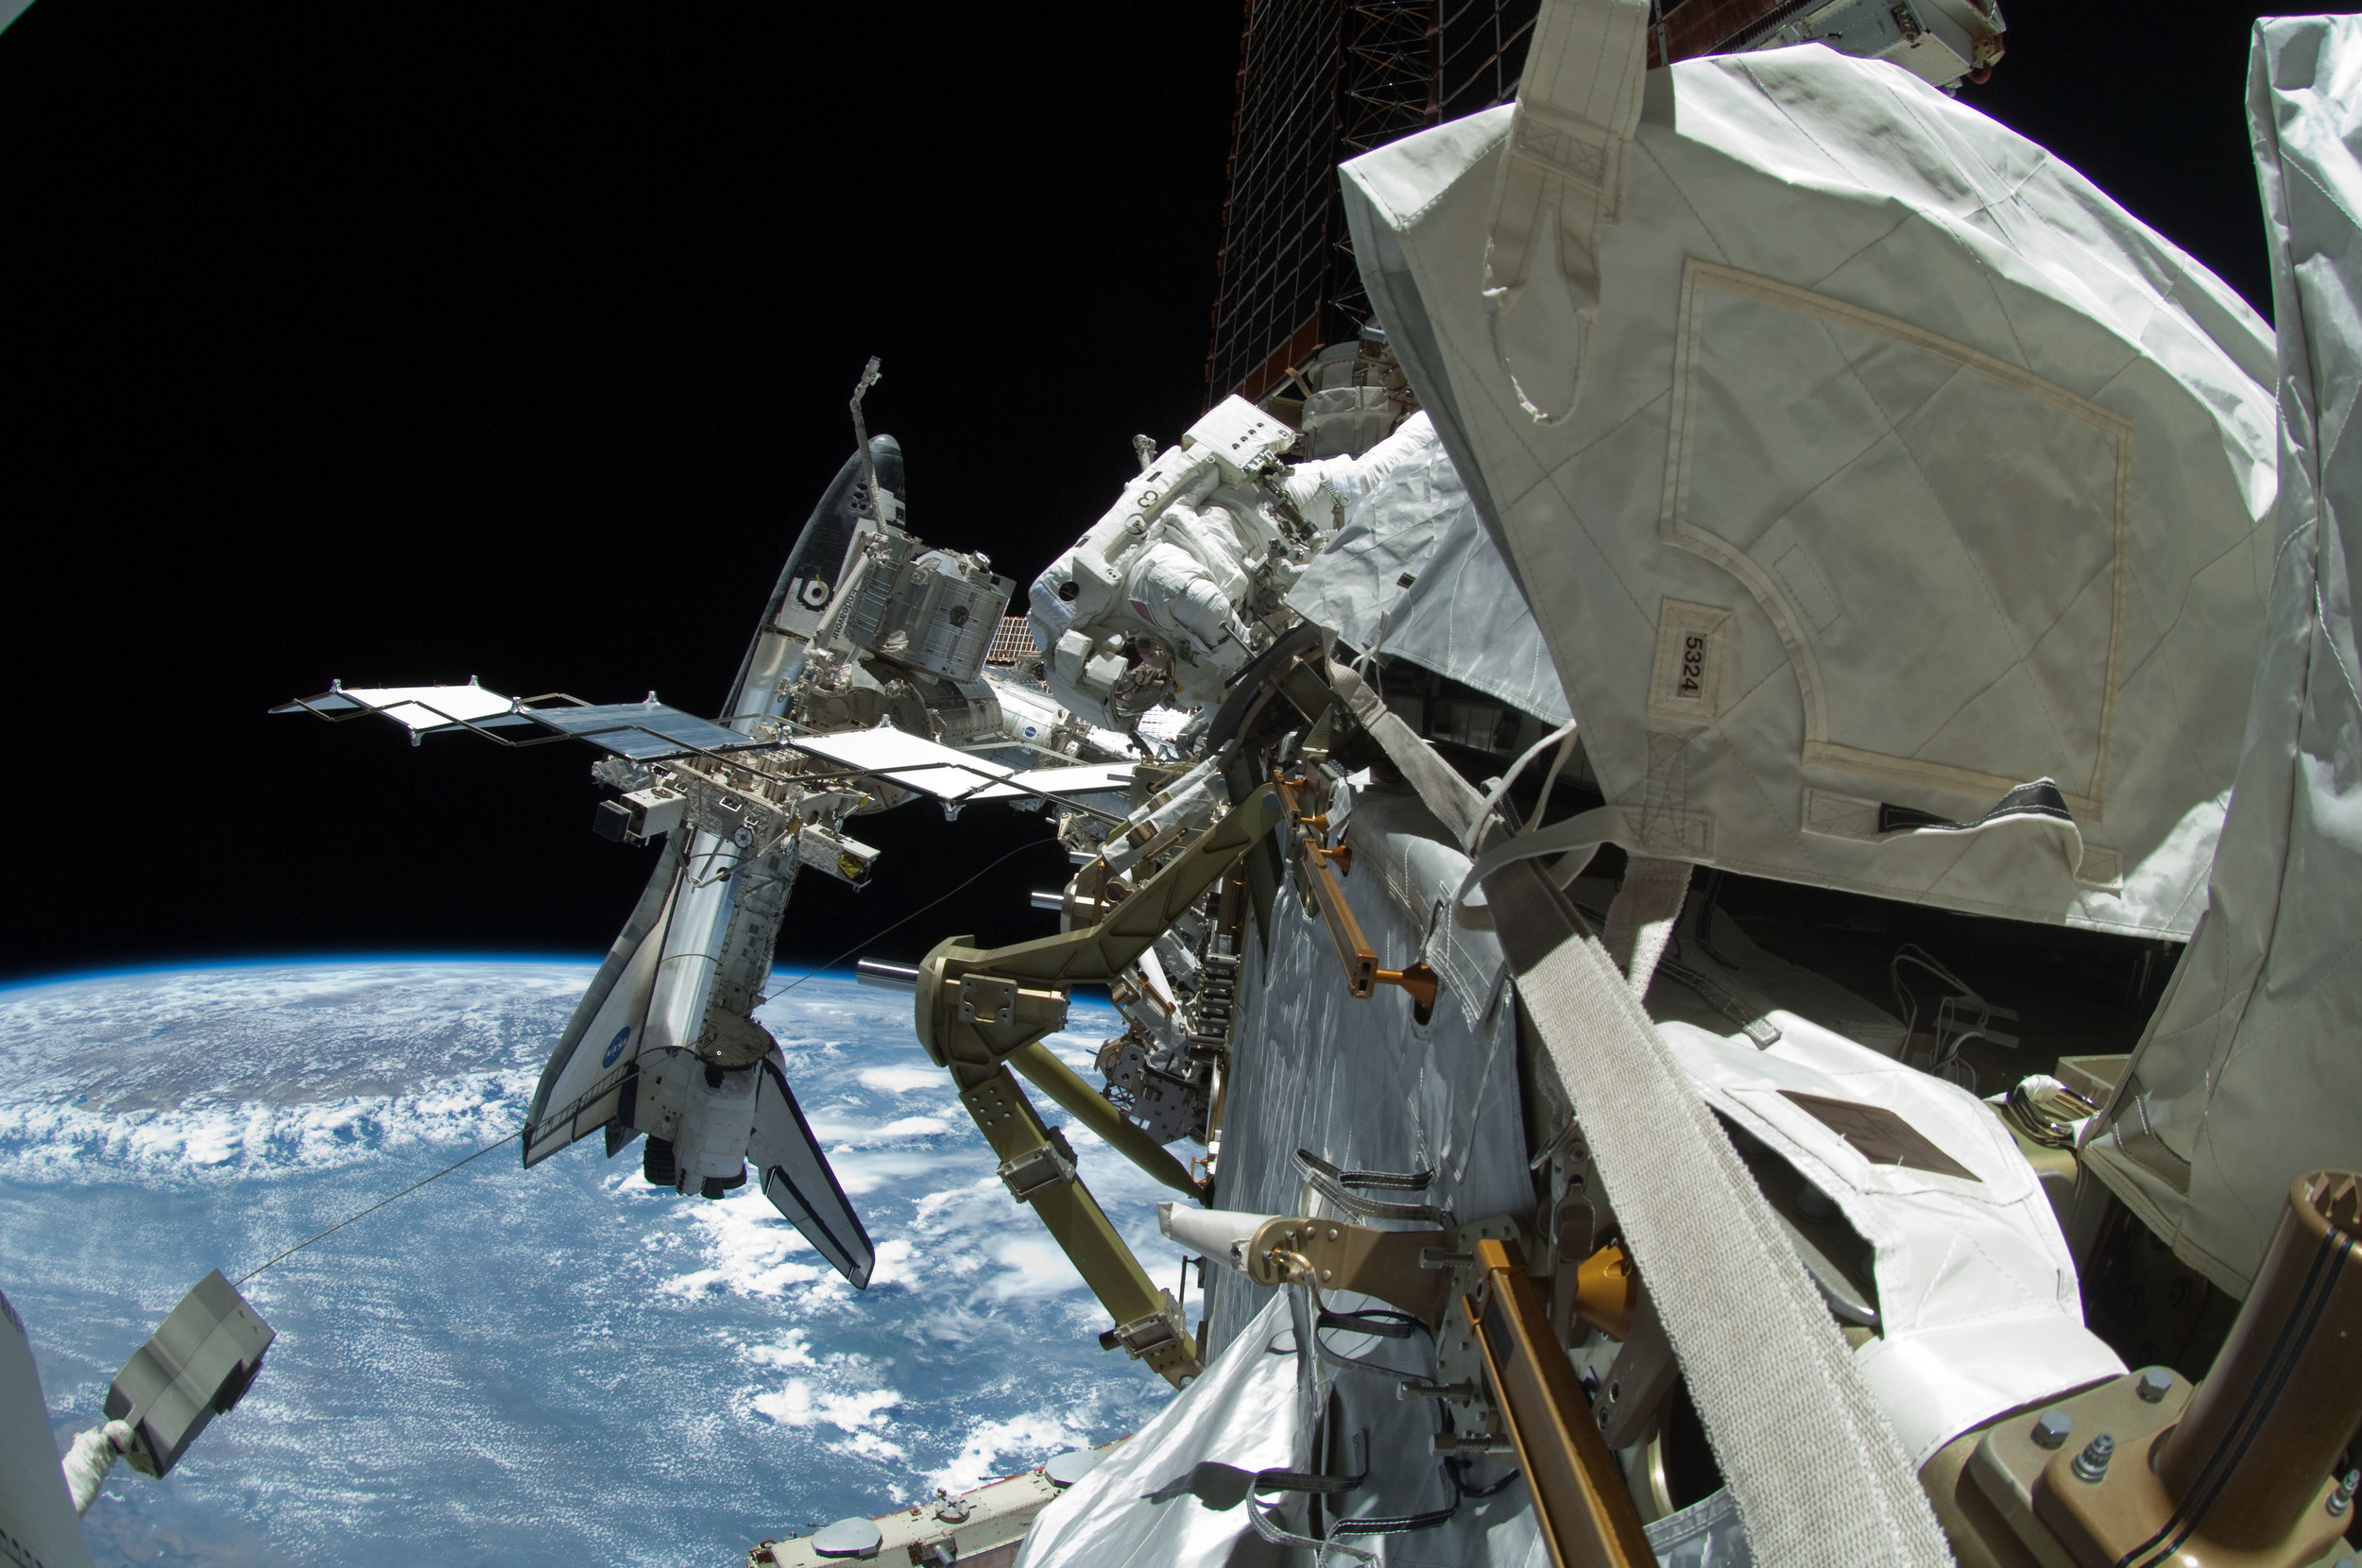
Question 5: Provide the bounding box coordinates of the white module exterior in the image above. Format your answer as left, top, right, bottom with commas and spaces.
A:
1285, 411, 1573, 724
0, 1291, 94, 1568
2083, 16, 2362, 1294
1339, 7, 2278, 937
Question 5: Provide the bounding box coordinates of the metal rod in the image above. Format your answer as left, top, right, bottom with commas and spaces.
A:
1273, 772, 1378, 995
850, 355, 883, 521
2156, 1169, 2362, 1547
1464, 1238, 1658, 1568
855, 960, 920, 993
1006, 1042, 1200, 1199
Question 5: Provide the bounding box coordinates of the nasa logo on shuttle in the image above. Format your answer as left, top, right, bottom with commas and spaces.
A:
799, 577, 831, 609
601, 1026, 631, 1068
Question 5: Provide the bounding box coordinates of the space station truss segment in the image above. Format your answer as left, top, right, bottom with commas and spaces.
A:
1437, 0, 1541, 121
526, 702, 760, 761
983, 614, 1039, 667
781, 725, 1136, 814
276, 684, 1139, 821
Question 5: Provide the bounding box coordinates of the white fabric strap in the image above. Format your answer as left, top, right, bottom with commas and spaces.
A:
1463, 719, 1581, 854
1481, 0, 1651, 423
1332, 660, 1625, 937
1485, 860, 1954, 1566
1602, 855, 1690, 996
1451, 804, 1622, 929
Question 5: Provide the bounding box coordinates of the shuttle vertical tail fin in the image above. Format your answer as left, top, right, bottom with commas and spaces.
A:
749, 1053, 876, 1287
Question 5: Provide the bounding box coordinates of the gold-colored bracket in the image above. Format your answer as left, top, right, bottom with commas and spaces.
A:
1463, 1238, 1658, 1568
1272, 771, 1437, 1020
1006, 1041, 1194, 1198
915, 783, 1283, 1056
909, 785, 1285, 1389
1242, 1216, 1452, 1327
1570, 1241, 1637, 1343
1237, 1212, 1524, 1330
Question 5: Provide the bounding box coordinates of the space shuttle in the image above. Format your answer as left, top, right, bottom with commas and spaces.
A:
510, 434, 911, 1287
275, 376, 1155, 1291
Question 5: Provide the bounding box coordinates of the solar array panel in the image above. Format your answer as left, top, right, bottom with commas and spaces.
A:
525, 702, 763, 760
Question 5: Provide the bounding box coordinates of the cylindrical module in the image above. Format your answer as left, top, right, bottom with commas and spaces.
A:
2156, 1169, 2362, 1547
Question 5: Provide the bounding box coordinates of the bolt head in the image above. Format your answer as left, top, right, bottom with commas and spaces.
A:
2032, 1410, 2074, 1450
2135, 1368, 2174, 1404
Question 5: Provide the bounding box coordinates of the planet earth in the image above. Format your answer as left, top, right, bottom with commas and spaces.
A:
0, 960, 1190, 1566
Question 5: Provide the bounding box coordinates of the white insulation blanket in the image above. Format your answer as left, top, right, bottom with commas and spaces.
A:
1287, 413, 1573, 724
2084, 16, 2362, 1294
1202, 786, 1534, 1299
1340, 9, 2278, 937
1017, 1292, 1308, 1568
1660, 1017, 2122, 1469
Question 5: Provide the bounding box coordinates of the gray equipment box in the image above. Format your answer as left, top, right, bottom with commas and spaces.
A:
102, 1270, 273, 1477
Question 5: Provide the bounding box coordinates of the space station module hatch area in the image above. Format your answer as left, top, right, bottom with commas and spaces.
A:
179, 10, 2362, 1568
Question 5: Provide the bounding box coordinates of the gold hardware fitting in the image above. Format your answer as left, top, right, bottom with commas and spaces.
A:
1462, 1238, 1656, 1568
1272, 769, 1438, 1022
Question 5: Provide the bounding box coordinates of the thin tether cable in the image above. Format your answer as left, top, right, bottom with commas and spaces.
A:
233, 834, 1068, 1285
760, 834, 1064, 1004
235, 1131, 522, 1285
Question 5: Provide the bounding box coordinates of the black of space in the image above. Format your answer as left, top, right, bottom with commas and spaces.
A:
0, 1, 2287, 984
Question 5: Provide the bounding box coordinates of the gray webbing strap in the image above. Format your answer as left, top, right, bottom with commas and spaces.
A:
1602, 855, 1690, 997
1484, 860, 1954, 1566
1331, 661, 1624, 936
1329, 662, 1490, 846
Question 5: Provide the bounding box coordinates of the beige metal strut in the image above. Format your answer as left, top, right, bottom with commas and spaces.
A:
910, 783, 1284, 1388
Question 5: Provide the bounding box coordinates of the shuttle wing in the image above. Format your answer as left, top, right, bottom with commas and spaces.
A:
749, 1054, 875, 1288
522, 838, 684, 1167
